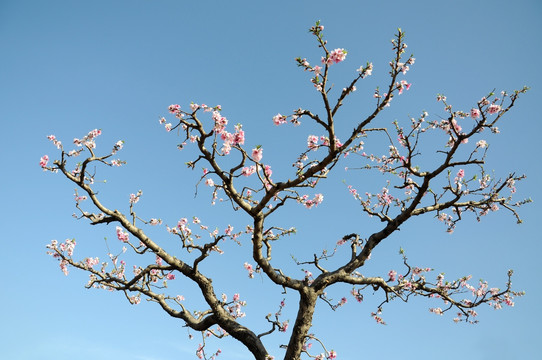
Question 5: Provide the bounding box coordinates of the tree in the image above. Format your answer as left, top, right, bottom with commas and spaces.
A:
41, 22, 529, 360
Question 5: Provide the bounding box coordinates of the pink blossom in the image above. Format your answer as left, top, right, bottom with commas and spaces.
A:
273, 114, 287, 126
476, 140, 488, 148
279, 320, 289, 332
388, 270, 397, 282
59, 259, 69, 275
225, 225, 233, 235
205, 178, 215, 187
74, 195, 87, 203
40, 155, 49, 169
429, 307, 443, 315
212, 111, 228, 133
264, 165, 273, 178
116, 226, 129, 242
327, 350, 337, 359
323, 48, 347, 65
242, 166, 256, 177
487, 104, 501, 114
233, 125, 245, 145
307, 135, 319, 150
398, 80, 411, 94
470, 108, 481, 119
350, 289, 364, 303
233, 293, 240, 301
302, 193, 324, 209
456, 169, 465, 179
58, 238, 76, 256
47, 134, 62, 149
85, 257, 99, 268
129, 193, 140, 204
244, 262, 255, 278
149, 218, 162, 226
168, 104, 181, 113
252, 147, 263, 162
313, 193, 324, 205
156, 255, 163, 266
166, 273, 176, 280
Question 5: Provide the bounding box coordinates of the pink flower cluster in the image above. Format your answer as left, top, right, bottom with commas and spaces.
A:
394, 58, 414, 74
168, 104, 181, 113
377, 187, 393, 206
149, 218, 162, 226
298, 193, 324, 209
241, 165, 256, 177
397, 80, 411, 95
470, 108, 481, 119
429, 307, 443, 315
322, 48, 347, 65
315, 350, 338, 360
224, 293, 247, 319
357, 62, 373, 78
454, 169, 465, 189
220, 124, 245, 154
116, 226, 130, 242
244, 262, 255, 278
371, 310, 386, 325
272, 113, 287, 125
85, 257, 99, 268
73, 129, 102, 149
487, 104, 501, 114
212, 110, 228, 134
47, 134, 62, 149
40, 155, 49, 169
307, 135, 319, 150
111, 140, 124, 154
74, 194, 87, 203
252, 147, 263, 162
159, 117, 172, 132
350, 289, 364, 303
388, 270, 397, 282
46, 239, 77, 275
129, 190, 142, 204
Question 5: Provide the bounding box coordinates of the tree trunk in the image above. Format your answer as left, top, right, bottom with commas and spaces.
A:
283, 288, 318, 360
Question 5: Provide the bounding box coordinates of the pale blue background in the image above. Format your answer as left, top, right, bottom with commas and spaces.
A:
1, 1, 541, 359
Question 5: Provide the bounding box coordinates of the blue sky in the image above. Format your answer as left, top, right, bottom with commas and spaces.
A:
1, 1, 541, 359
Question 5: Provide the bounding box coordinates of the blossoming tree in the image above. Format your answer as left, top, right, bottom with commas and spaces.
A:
41, 22, 529, 360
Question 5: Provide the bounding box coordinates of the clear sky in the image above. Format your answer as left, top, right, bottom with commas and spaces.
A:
1, 1, 541, 359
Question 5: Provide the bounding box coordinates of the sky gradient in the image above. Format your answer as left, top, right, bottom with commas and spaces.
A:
1, 1, 541, 359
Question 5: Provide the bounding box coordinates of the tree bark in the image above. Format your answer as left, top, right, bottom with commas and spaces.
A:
283, 288, 318, 360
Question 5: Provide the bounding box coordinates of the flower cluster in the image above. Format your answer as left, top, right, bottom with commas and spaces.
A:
73, 129, 102, 149
322, 48, 347, 65
46, 239, 77, 275
222, 293, 247, 319
47, 134, 62, 149
39, 155, 49, 170
244, 262, 256, 278
298, 193, 324, 209
116, 226, 130, 242
129, 190, 142, 204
